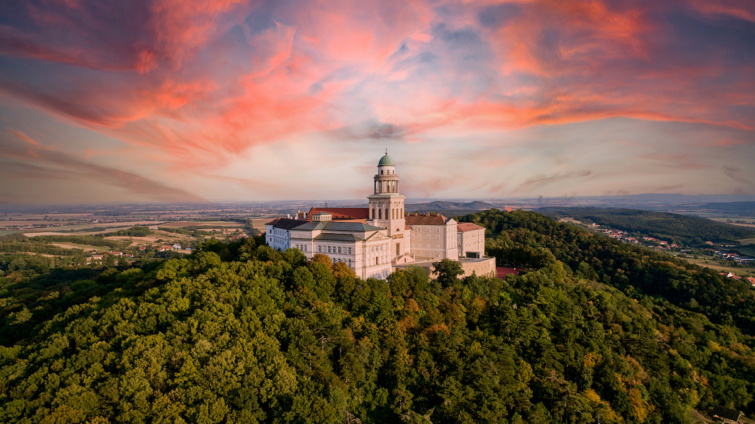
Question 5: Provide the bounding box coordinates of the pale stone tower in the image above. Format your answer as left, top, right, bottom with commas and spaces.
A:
368, 151, 407, 258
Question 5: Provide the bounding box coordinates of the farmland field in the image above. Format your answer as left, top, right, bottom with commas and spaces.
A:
158, 221, 243, 228
677, 256, 755, 276
51, 242, 106, 252
710, 217, 755, 227
105, 233, 194, 247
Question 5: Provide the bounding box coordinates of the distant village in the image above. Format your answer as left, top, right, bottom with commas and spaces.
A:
85, 227, 249, 266
558, 217, 755, 288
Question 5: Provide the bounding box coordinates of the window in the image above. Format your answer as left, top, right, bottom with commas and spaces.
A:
348, 247, 352, 254
318, 246, 321, 252
338, 247, 341, 254
328, 246, 332, 253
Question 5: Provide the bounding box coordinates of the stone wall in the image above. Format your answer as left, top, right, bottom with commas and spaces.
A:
458, 257, 496, 278
394, 257, 496, 280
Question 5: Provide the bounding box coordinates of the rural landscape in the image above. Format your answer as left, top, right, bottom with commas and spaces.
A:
1, 199, 755, 423
2, 0, 755, 423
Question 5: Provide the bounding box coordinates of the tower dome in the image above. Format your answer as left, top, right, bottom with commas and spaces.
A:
378, 153, 395, 167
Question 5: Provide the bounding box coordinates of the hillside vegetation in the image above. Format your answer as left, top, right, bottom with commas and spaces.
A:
541, 207, 755, 244
0, 213, 753, 423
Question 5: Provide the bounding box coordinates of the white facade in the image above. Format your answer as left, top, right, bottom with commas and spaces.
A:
265, 221, 300, 251
289, 214, 393, 279
407, 215, 458, 260
265, 153, 485, 279
457, 223, 486, 259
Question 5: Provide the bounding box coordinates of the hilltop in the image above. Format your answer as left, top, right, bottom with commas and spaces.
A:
541, 207, 755, 245
0, 211, 753, 423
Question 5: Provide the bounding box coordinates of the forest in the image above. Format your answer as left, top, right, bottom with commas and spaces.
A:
541, 207, 755, 245
0, 210, 753, 423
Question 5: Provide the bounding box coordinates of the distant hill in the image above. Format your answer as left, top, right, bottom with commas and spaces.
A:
541, 206, 755, 245
405, 201, 492, 215
687, 201, 755, 215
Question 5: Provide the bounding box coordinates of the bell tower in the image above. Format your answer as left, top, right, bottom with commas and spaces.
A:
368, 150, 405, 238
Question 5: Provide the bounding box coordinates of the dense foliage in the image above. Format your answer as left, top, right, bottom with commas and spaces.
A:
0, 212, 752, 423
541, 207, 755, 244
465, 210, 755, 336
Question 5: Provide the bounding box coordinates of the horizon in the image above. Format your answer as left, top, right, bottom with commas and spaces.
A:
1, 1, 754, 204
2, 193, 755, 212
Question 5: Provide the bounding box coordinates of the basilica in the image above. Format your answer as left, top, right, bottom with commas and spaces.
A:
265, 153, 490, 279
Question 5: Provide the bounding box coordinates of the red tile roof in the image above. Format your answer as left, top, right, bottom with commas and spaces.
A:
308, 207, 370, 220
457, 222, 484, 232
405, 212, 447, 226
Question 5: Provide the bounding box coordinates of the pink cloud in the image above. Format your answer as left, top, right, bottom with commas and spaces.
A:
0, 0, 753, 201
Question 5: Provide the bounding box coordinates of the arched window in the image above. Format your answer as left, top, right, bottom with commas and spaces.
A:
379, 208, 382, 219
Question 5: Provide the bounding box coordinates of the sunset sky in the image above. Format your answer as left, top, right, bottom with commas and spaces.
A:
1, 0, 754, 204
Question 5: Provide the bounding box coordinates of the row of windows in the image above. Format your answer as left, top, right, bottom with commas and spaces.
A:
317, 245, 354, 255
291, 243, 389, 255
412, 227, 442, 232
372, 206, 403, 220
332, 258, 352, 267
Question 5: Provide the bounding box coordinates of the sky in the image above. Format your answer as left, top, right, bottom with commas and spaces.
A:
0, 0, 754, 204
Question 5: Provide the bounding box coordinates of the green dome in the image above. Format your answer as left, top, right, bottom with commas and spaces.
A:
378, 153, 395, 167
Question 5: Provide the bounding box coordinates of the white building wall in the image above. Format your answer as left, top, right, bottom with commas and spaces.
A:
266, 224, 294, 251
458, 228, 485, 258
408, 220, 458, 260
287, 228, 393, 279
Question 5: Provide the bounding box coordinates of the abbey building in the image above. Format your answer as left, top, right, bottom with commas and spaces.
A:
265, 153, 490, 279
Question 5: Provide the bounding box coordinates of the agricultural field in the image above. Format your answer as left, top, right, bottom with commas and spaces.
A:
710, 217, 755, 227
250, 217, 273, 231
158, 221, 243, 228
50, 242, 107, 252
677, 256, 755, 276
